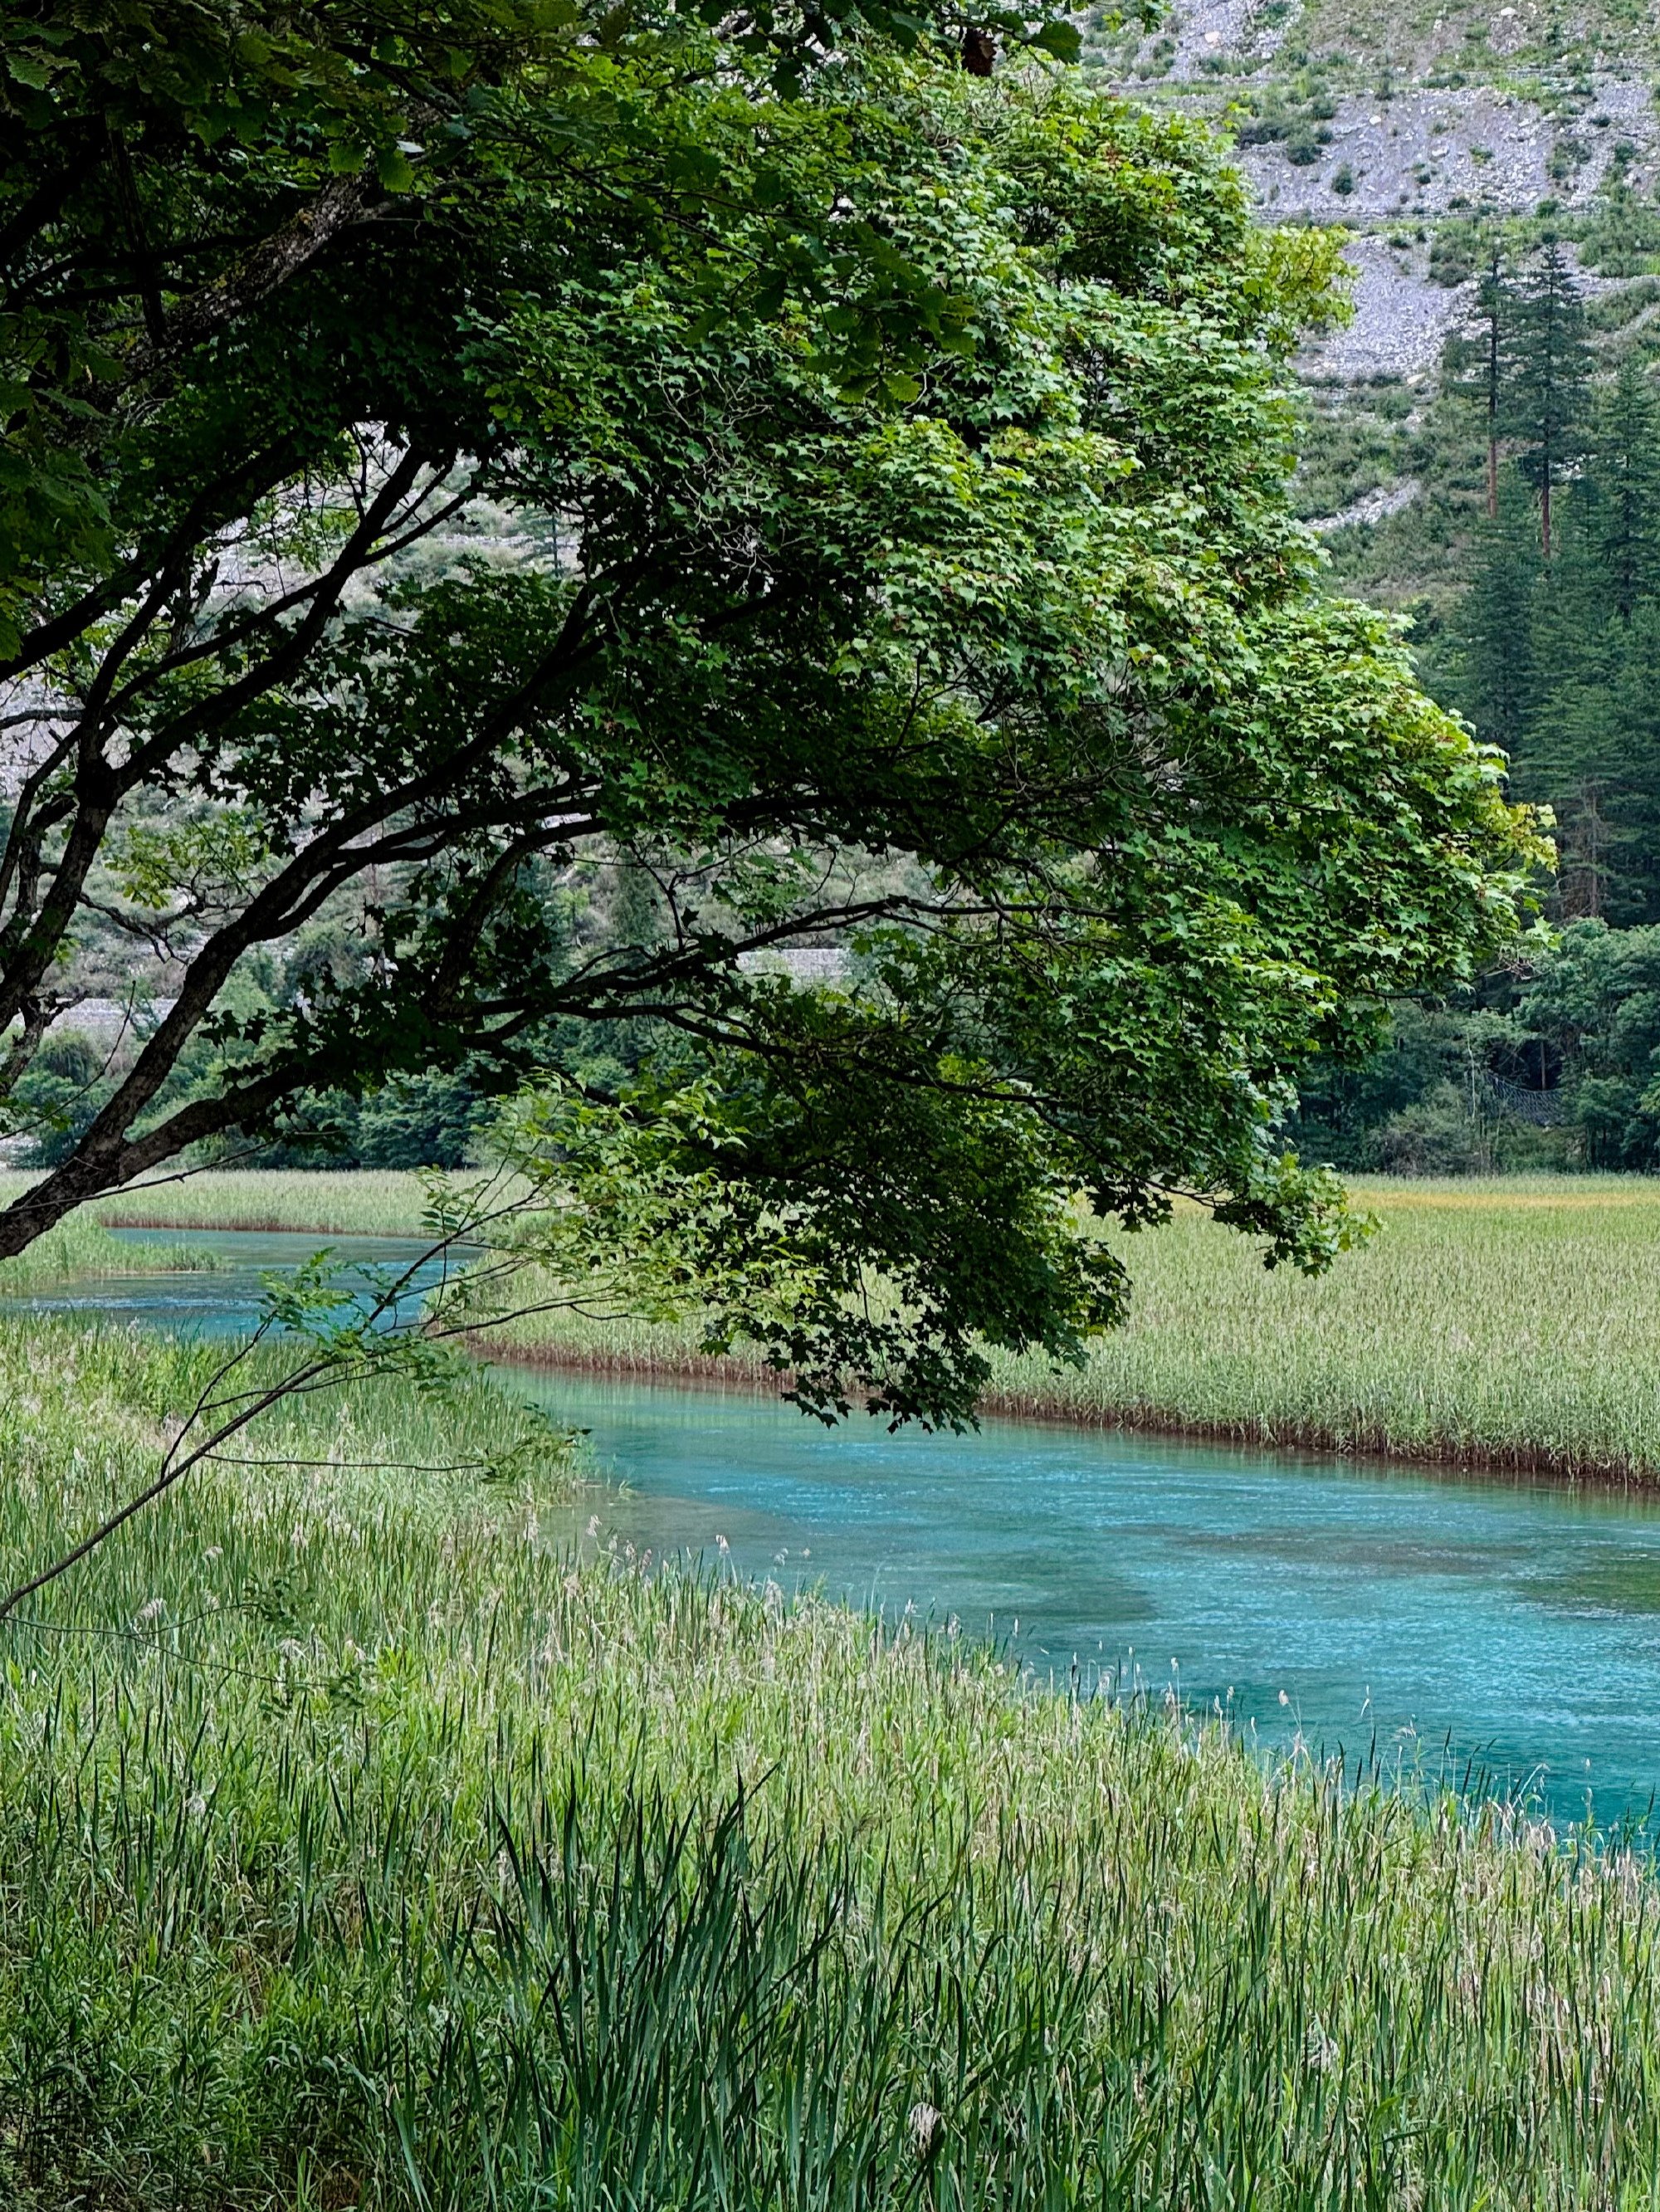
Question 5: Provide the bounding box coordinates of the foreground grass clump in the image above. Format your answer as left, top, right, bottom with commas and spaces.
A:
6, 1322, 1660, 2204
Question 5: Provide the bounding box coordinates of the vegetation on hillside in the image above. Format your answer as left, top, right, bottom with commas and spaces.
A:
1257, 234, 1660, 1169
1288, 918, 1660, 1171
1090, 0, 1660, 96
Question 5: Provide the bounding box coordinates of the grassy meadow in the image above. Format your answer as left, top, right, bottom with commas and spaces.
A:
6, 1315, 1660, 2205
0, 1204, 223, 1293
484, 1174, 1660, 1484
984, 1176, 1660, 1479
0, 1166, 433, 1241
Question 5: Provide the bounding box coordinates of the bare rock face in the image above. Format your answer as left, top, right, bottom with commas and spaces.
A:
1302, 233, 1471, 380
1242, 77, 1657, 223
1087, 0, 1659, 571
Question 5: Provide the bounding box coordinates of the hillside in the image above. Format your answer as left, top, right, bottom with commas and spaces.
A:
1071, 4, 1660, 1168
1084, 0, 1660, 616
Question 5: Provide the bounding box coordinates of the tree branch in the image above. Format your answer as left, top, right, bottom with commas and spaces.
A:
115, 174, 378, 398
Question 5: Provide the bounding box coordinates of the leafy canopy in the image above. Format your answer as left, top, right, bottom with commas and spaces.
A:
0, 0, 1540, 1421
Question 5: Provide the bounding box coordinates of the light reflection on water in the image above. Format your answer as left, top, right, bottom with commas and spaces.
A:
22, 1225, 1660, 1830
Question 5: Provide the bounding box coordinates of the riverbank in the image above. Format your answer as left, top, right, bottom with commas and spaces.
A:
8, 1169, 1660, 1484
0, 1204, 222, 1292
3, 1311, 1660, 2204
0, 1165, 435, 1238
484, 1174, 1660, 1486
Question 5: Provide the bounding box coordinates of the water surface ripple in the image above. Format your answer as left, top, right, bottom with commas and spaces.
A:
523, 1370, 1660, 1833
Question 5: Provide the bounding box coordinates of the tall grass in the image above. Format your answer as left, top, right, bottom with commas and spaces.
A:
487, 1177, 1660, 1482
12, 1169, 1660, 1478
7, 1317, 1660, 2204
0, 1166, 435, 1238
982, 1174, 1660, 1478
0, 1206, 221, 1292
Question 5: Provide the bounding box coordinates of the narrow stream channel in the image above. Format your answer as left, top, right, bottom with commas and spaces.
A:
21, 1224, 1660, 1833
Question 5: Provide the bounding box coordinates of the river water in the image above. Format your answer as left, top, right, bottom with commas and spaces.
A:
22, 1225, 1660, 1831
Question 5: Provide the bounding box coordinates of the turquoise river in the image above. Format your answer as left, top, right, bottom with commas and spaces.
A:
19, 1223, 1660, 1834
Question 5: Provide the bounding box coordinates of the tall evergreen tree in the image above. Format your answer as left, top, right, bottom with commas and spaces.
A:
1446, 486, 1540, 763
1502, 242, 1592, 559
1531, 602, 1660, 920
1443, 241, 1511, 520
1516, 359, 1660, 918
1591, 606, 1660, 917
1582, 357, 1660, 619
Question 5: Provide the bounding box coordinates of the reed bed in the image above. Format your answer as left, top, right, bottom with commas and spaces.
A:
2, 1315, 1660, 2205
979, 1174, 1660, 1480
12, 1169, 1660, 1479
0, 1205, 221, 1292
491, 1177, 1660, 1484
0, 1165, 435, 1238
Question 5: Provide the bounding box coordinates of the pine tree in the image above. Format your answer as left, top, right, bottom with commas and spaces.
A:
1447, 482, 1540, 762
1442, 241, 1511, 520
1502, 243, 1592, 559
1495, 476, 1614, 916
1533, 591, 1660, 923
1516, 358, 1660, 918
1582, 356, 1660, 620
1439, 251, 1660, 919
1596, 605, 1660, 919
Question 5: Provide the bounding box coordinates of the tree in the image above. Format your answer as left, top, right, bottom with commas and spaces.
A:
1470, 359, 1660, 923
1581, 356, 1660, 621
1444, 481, 1540, 765
1502, 241, 1592, 559
1518, 919, 1660, 1167
0, 2, 1538, 1423
1530, 603, 1660, 924
1442, 238, 1511, 521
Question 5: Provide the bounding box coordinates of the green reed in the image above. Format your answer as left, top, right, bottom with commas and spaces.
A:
0, 1166, 437, 1240
5, 1315, 1660, 2205
483, 1176, 1660, 1482
14, 1165, 1660, 1474
978, 1175, 1660, 1478
0, 1205, 222, 1292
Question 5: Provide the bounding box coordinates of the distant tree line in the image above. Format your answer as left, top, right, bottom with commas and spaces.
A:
1290, 922, 1660, 1175
9, 860, 673, 1172
1441, 242, 1660, 927
1295, 244, 1660, 1173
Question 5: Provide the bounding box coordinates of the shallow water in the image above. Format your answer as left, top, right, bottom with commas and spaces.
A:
520, 1371, 1660, 1833
8, 1226, 462, 1331
32, 1226, 1660, 1829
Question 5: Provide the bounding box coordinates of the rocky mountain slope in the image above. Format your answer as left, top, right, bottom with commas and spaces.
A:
1085, 0, 1660, 611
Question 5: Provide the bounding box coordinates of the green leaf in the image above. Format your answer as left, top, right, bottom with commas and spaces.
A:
376, 145, 417, 192
1028, 20, 1082, 61
0, 0, 1538, 1403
